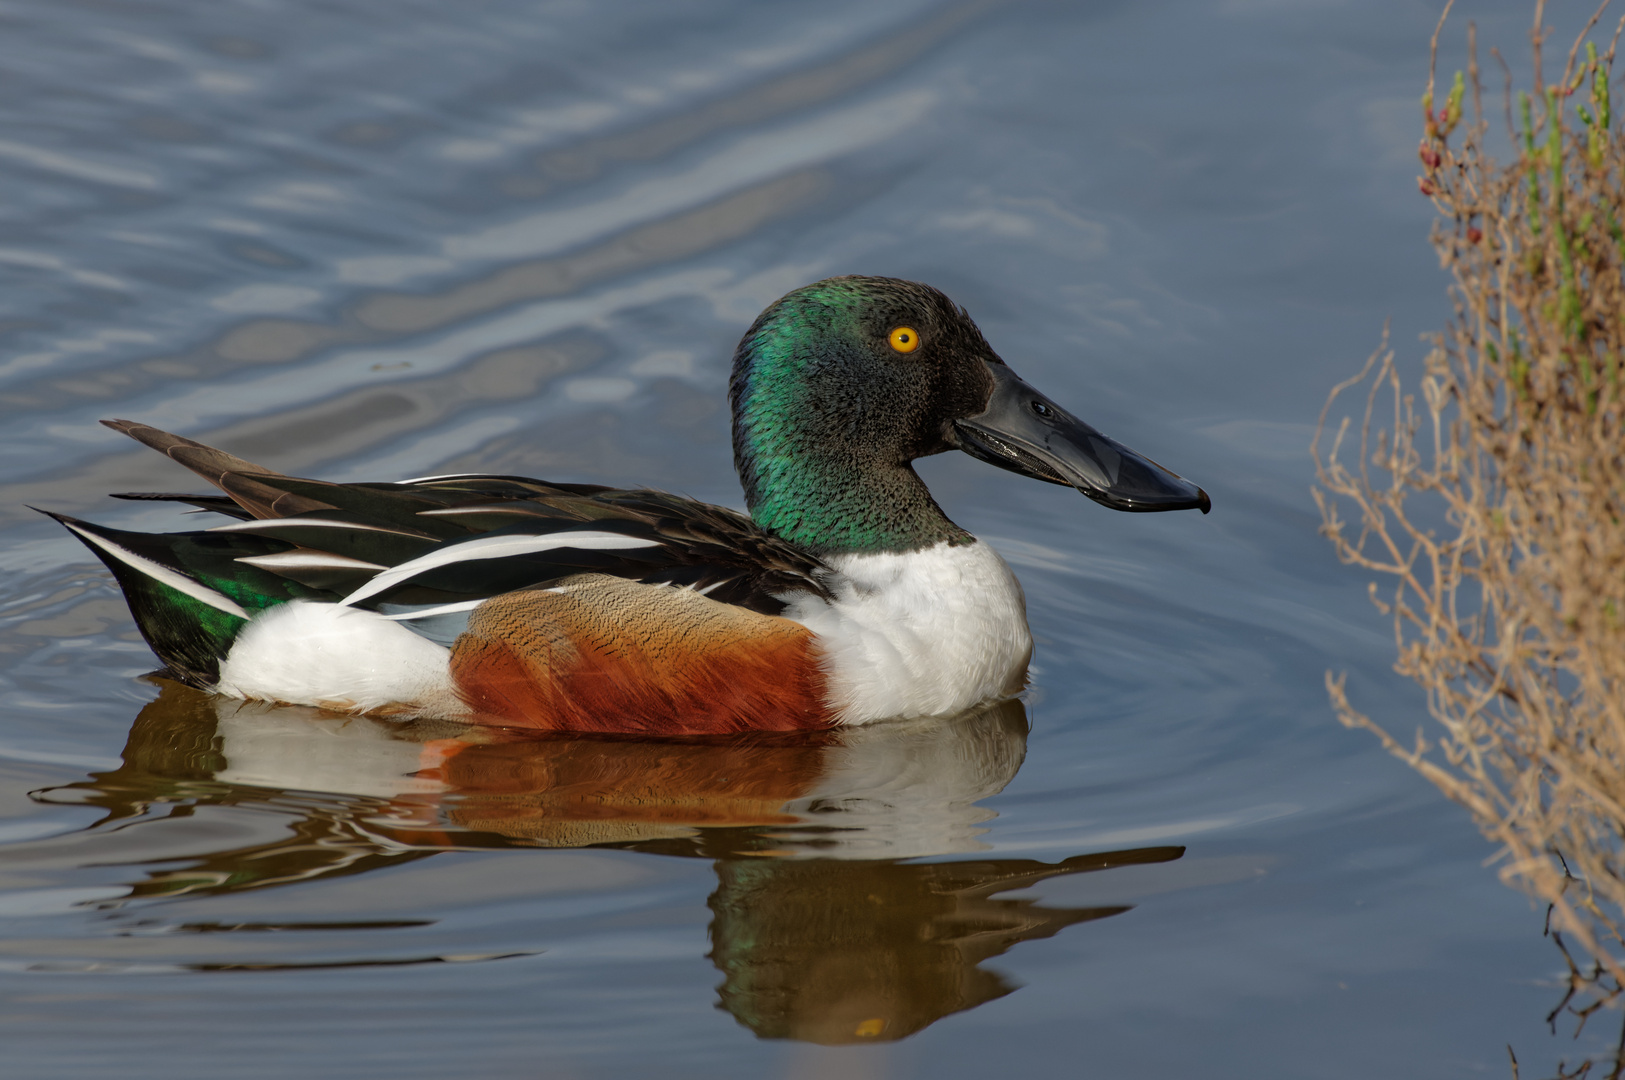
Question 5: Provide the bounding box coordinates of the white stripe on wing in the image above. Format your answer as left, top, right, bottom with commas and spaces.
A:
62, 521, 249, 619
339, 530, 661, 607
209, 518, 430, 539
235, 551, 388, 572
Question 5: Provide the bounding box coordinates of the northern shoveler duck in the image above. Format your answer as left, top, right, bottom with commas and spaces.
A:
48, 276, 1209, 735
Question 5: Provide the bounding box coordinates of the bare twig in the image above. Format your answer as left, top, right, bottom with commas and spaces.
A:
1430, 0, 1459, 106
1495, 46, 1518, 138
1607, 13, 1625, 66
1563, 0, 1612, 89
1534, 0, 1550, 92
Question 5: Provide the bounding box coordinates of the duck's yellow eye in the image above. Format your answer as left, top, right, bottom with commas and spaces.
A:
889, 326, 920, 353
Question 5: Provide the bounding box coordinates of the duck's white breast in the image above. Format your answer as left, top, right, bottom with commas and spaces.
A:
781, 538, 1032, 724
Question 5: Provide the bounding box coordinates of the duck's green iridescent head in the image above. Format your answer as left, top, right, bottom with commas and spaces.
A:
729, 276, 1209, 556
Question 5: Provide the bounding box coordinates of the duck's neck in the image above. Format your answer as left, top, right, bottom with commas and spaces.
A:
737, 448, 971, 556
732, 377, 968, 555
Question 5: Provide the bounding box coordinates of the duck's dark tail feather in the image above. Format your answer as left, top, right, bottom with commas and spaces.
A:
40, 510, 330, 686
101, 418, 337, 520
108, 491, 255, 520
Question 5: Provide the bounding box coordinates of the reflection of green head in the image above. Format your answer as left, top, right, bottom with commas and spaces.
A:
707, 848, 1183, 1044
728, 276, 998, 555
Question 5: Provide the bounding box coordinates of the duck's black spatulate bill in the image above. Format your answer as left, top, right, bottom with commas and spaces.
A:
953, 361, 1210, 514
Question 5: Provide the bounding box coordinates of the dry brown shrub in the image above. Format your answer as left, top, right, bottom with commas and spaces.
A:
1313, 0, 1625, 1002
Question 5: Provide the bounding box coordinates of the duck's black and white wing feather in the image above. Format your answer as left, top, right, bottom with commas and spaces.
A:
90, 421, 832, 620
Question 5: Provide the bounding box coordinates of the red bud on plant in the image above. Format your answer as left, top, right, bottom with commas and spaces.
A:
1466, 226, 1483, 244
1419, 178, 1436, 196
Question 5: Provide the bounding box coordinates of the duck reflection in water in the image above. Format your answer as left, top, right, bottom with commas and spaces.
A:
35, 681, 1182, 1044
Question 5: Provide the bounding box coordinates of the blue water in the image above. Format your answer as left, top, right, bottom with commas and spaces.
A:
0, 0, 1608, 1075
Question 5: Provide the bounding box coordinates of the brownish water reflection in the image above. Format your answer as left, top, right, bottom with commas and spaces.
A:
27, 682, 1182, 1042
708, 851, 1175, 1043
